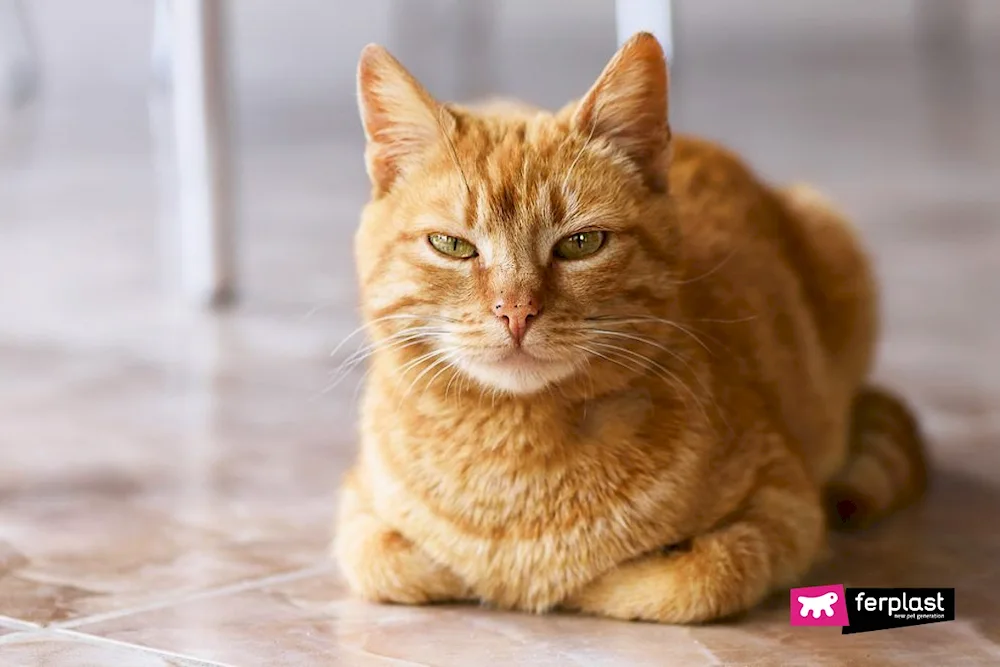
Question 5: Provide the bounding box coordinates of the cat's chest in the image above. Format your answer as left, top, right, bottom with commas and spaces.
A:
378, 389, 661, 529
379, 466, 677, 611
368, 423, 687, 610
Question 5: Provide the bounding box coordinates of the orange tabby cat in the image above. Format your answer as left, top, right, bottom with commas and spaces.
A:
333, 33, 928, 623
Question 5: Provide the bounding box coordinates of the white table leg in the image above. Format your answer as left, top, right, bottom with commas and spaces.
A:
453, 0, 496, 101
170, 0, 236, 307
151, 0, 173, 88
0, 0, 39, 107
615, 0, 673, 63
915, 0, 970, 55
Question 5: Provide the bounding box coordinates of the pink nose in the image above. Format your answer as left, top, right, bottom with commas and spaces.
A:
494, 295, 540, 345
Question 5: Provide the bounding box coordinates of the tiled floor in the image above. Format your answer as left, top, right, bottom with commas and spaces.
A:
2, 3, 1000, 665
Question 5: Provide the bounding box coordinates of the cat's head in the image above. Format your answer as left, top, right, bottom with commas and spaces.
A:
354, 33, 678, 395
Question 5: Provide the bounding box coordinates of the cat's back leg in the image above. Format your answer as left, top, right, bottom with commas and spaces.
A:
825, 385, 929, 529
780, 185, 929, 525
780, 183, 878, 407
777, 183, 879, 483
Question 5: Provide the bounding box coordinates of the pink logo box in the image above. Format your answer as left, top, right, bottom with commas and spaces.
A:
790, 584, 850, 627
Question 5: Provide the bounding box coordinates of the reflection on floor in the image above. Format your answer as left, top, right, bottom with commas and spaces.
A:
1, 4, 999, 665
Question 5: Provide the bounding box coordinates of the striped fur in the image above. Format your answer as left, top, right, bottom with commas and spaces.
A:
825, 386, 929, 530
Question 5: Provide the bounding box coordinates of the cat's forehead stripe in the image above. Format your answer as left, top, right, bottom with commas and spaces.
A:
489, 179, 519, 225
473, 184, 490, 230
469, 167, 569, 233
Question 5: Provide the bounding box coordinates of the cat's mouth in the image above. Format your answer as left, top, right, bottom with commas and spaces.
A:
491, 348, 545, 367
456, 347, 579, 394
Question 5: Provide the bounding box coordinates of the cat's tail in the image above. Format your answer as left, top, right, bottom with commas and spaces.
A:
824, 385, 929, 530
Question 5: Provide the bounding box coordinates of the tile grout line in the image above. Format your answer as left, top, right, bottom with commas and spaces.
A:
0, 615, 41, 632
0, 631, 41, 645
683, 627, 725, 666
55, 562, 334, 630
50, 628, 239, 667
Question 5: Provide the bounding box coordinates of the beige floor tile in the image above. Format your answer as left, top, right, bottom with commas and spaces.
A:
0, 345, 351, 625
61, 545, 1000, 667
0, 632, 215, 667
67, 572, 717, 667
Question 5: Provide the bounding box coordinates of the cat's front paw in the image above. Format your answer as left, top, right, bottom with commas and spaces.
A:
337, 528, 472, 605
335, 471, 474, 605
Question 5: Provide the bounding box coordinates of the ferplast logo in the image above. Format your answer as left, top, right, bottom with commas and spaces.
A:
854, 590, 946, 617
843, 588, 955, 634
791, 585, 956, 634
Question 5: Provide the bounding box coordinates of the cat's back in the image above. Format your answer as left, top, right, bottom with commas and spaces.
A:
665, 134, 876, 481
668, 135, 782, 233
665, 135, 797, 306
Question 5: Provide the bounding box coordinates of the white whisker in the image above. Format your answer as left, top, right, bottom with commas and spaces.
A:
693, 315, 757, 324
581, 340, 719, 430
575, 344, 645, 375
399, 351, 454, 407
583, 316, 714, 356
671, 247, 739, 285
585, 328, 717, 405
328, 328, 444, 388
328, 313, 444, 359
585, 328, 688, 366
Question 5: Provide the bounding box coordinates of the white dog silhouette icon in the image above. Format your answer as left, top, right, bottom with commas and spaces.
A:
797, 591, 839, 618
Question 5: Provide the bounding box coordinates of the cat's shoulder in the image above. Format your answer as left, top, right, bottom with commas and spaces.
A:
667, 135, 776, 222
669, 135, 761, 189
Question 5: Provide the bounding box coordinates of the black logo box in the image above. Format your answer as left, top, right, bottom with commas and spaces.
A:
843, 588, 955, 635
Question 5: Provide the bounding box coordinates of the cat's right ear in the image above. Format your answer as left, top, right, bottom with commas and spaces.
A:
572, 33, 670, 192
357, 44, 449, 196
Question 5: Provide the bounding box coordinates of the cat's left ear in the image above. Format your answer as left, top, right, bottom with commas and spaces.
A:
357, 44, 451, 196
572, 32, 670, 191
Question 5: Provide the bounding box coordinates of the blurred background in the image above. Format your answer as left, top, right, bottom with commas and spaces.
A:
0, 1, 998, 664
1, 1, 998, 362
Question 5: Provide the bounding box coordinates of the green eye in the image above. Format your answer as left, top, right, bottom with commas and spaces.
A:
428, 233, 478, 259
554, 231, 607, 260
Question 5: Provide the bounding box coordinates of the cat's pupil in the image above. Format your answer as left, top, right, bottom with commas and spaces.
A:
451, 238, 458, 252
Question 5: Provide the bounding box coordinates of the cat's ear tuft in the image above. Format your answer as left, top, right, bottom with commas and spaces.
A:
357, 44, 449, 195
572, 32, 670, 191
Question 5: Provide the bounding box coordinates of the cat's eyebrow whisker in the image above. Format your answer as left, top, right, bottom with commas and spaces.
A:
562, 93, 604, 193
437, 105, 471, 197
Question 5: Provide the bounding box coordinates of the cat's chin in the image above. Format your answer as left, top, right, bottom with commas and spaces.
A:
457, 352, 578, 395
